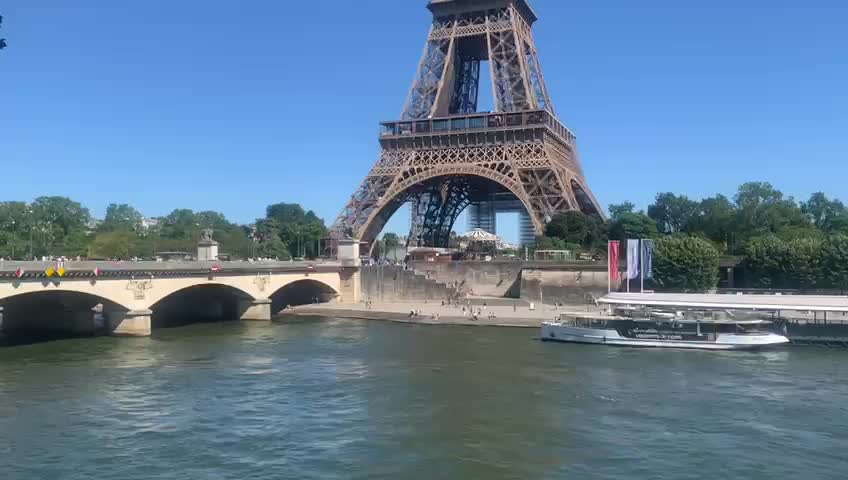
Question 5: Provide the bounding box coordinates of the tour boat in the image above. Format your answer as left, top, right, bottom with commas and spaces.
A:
541, 316, 790, 350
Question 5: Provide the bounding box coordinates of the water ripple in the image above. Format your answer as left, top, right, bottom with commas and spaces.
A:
1, 320, 848, 479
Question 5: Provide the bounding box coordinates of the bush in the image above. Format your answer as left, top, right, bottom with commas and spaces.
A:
743, 235, 825, 290
822, 234, 848, 292
743, 235, 790, 288
653, 236, 720, 292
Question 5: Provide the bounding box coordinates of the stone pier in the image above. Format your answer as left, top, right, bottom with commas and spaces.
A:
108, 309, 152, 337
239, 298, 272, 321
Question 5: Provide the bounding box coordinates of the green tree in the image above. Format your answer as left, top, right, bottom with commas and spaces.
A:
382, 232, 403, 260
160, 209, 199, 240
689, 194, 737, 249
546, 211, 591, 246
88, 231, 136, 259
607, 204, 658, 241
822, 234, 848, 293
801, 192, 847, 232
29, 197, 91, 257
155, 208, 249, 257
733, 182, 811, 243
608, 202, 636, 219
743, 235, 789, 288
652, 236, 720, 292
101, 203, 142, 232
545, 211, 607, 249
648, 192, 700, 234
534, 236, 580, 252
254, 218, 289, 259
608, 214, 658, 241
371, 240, 385, 259
383, 232, 401, 249
264, 203, 327, 258
0, 202, 30, 258
784, 237, 824, 291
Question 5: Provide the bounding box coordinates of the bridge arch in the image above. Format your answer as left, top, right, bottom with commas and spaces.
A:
358, 168, 542, 248
270, 279, 339, 314
148, 283, 256, 328
0, 290, 129, 337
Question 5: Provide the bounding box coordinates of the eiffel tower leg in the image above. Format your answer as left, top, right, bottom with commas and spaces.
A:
408, 179, 473, 248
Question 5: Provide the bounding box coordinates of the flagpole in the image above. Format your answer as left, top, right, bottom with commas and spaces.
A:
607, 242, 611, 293
626, 239, 629, 293
639, 239, 644, 293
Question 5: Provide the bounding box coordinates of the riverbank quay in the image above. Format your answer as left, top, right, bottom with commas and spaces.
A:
281, 301, 599, 329
286, 297, 848, 347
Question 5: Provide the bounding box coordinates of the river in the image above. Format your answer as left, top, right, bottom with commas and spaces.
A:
1, 318, 847, 479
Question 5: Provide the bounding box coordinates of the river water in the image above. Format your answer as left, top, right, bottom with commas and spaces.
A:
1, 318, 847, 479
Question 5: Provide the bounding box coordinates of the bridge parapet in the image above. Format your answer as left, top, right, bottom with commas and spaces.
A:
0, 260, 343, 280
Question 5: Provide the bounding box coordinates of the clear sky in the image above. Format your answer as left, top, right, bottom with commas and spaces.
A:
1, 0, 846, 243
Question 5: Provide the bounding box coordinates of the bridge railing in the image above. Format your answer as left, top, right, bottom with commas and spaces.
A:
0, 259, 343, 279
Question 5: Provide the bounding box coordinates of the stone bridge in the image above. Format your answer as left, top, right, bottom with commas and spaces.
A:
0, 260, 360, 337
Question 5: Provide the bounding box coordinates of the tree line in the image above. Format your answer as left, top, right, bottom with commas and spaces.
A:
0, 197, 327, 261
538, 182, 848, 292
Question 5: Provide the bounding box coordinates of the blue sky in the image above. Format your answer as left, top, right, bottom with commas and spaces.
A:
1, 0, 846, 243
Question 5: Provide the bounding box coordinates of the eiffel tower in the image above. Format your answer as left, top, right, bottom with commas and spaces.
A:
331, 0, 603, 251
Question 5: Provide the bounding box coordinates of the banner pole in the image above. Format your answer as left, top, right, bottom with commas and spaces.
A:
607, 241, 611, 293
640, 239, 645, 293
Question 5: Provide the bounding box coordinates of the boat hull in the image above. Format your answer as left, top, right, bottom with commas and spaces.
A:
541, 323, 790, 350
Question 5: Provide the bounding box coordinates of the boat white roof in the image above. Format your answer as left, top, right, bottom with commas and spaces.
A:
600, 292, 848, 313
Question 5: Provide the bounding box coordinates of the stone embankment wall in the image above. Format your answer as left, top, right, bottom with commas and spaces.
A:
360, 266, 456, 302
520, 267, 609, 304
408, 261, 523, 298
406, 261, 611, 304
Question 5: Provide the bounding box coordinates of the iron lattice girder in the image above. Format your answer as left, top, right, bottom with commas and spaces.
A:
408, 178, 475, 248
402, 4, 550, 119
331, 126, 603, 248
331, 1, 603, 249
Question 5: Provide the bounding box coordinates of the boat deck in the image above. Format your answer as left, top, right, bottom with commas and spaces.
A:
600, 292, 848, 313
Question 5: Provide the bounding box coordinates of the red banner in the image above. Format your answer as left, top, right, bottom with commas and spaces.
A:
608, 241, 620, 286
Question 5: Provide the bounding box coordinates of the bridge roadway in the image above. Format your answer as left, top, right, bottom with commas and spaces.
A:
0, 260, 361, 337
